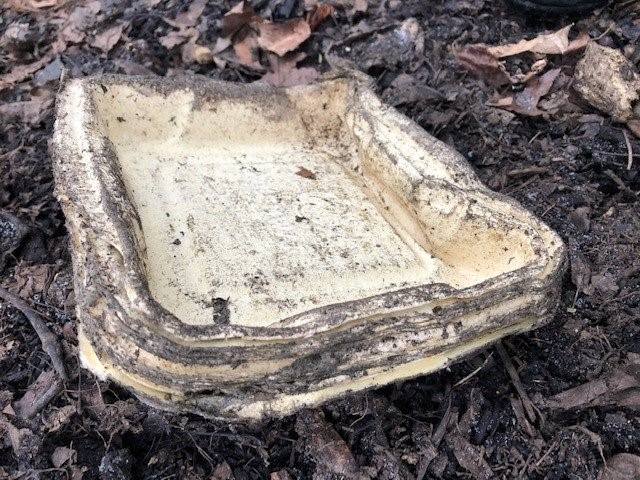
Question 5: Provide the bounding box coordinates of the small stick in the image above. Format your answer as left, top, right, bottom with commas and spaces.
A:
17, 375, 64, 419
623, 128, 633, 170
496, 342, 537, 424
604, 169, 637, 197
0, 286, 68, 381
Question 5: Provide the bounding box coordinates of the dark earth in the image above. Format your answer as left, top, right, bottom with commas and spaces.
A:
1, 0, 640, 478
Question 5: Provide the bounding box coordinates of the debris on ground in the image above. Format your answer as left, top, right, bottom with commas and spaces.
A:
0, 0, 638, 477
574, 42, 640, 138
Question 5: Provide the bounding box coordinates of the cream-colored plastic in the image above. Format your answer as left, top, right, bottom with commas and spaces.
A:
52, 73, 566, 421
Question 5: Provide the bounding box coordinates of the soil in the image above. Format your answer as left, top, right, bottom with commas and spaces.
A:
1, 0, 639, 479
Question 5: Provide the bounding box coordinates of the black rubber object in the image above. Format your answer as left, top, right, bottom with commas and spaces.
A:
507, 0, 609, 14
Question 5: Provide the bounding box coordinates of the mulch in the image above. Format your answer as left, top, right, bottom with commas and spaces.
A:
1, 0, 639, 478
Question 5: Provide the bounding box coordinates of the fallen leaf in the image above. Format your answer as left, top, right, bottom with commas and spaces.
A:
233, 34, 264, 70
296, 166, 317, 179
0, 98, 53, 124
306, 4, 334, 30
262, 52, 318, 87
454, 44, 511, 87
599, 453, 640, 480
270, 470, 294, 480
43, 405, 76, 433
352, 0, 368, 14
295, 409, 359, 477
446, 433, 494, 480
628, 119, 640, 139
51, 446, 76, 468
93, 23, 125, 53
7, 0, 60, 10
220, 1, 258, 39
173, 0, 208, 28
487, 68, 561, 116
257, 19, 311, 56
487, 24, 588, 58
211, 462, 234, 480
0, 55, 54, 90
569, 243, 593, 298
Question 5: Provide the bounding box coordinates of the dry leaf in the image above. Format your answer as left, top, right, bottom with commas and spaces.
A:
263, 65, 318, 87
487, 68, 561, 116
51, 446, 76, 468
93, 23, 125, 53
487, 24, 588, 58
173, 0, 207, 28
257, 19, 311, 56
296, 166, 317, 179
295, 410, 359, 477
7, 0, 60, 10
627, 119, 640, 139
352, 0, 368, 14
446, 433, 494, 480
0, 54, 54, 90
0, 98, 53, 124
262, 52, 318, 87
43, 405, 76, 433
220, 1, 258, 39
233, 34, 264, 70
600, 453, 640, 480
454, 44, 511, 87
306, 4, 334, 31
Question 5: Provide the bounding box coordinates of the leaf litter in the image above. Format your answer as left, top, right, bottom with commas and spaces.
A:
0, 0, 639, 478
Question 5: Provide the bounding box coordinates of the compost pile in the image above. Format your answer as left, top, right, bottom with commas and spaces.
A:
1, 0, 639, 478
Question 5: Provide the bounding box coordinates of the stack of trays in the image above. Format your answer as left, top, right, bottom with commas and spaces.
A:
52, 73, 566, 421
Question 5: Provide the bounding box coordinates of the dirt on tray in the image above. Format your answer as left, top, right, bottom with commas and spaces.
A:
1, 0, 639, 479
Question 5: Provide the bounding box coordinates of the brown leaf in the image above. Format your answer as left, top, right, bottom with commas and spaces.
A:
270, 470, 294, 480
569, 243, 592, 297
296, 166, 317, 179
599, 454, 640, 480
454, 44, 511, 87
487, 68, 561, 116
0, 55, 54, 90
627, 119, 640, 139
306, 4, 334, 31
93, 23, 125, 53
446, 433, 494, 480
221, 1, 258, 39
0, 98, 53, 124
174, 0, 207, 28
51, 446, 76, 468
211, 462, 234, 480
257, 19, 311, 56
263, 53, 318, 87
295, 409, 359, 477
42, 405, 76, 433
487, 24, 588, 58
233, 34, 264, 70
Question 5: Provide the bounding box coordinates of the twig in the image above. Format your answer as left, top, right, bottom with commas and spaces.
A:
604, 169, 637, 197
453, 353, 493, 387
496, 342, 537, 424
0, 286, 68, 381
622, 128, 633, 170
17, 374, 64, 419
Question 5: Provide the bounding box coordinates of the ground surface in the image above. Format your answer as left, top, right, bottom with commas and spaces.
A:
1, 0, 640, 479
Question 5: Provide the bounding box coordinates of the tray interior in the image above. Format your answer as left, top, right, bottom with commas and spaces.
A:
90, 82, 532, 328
